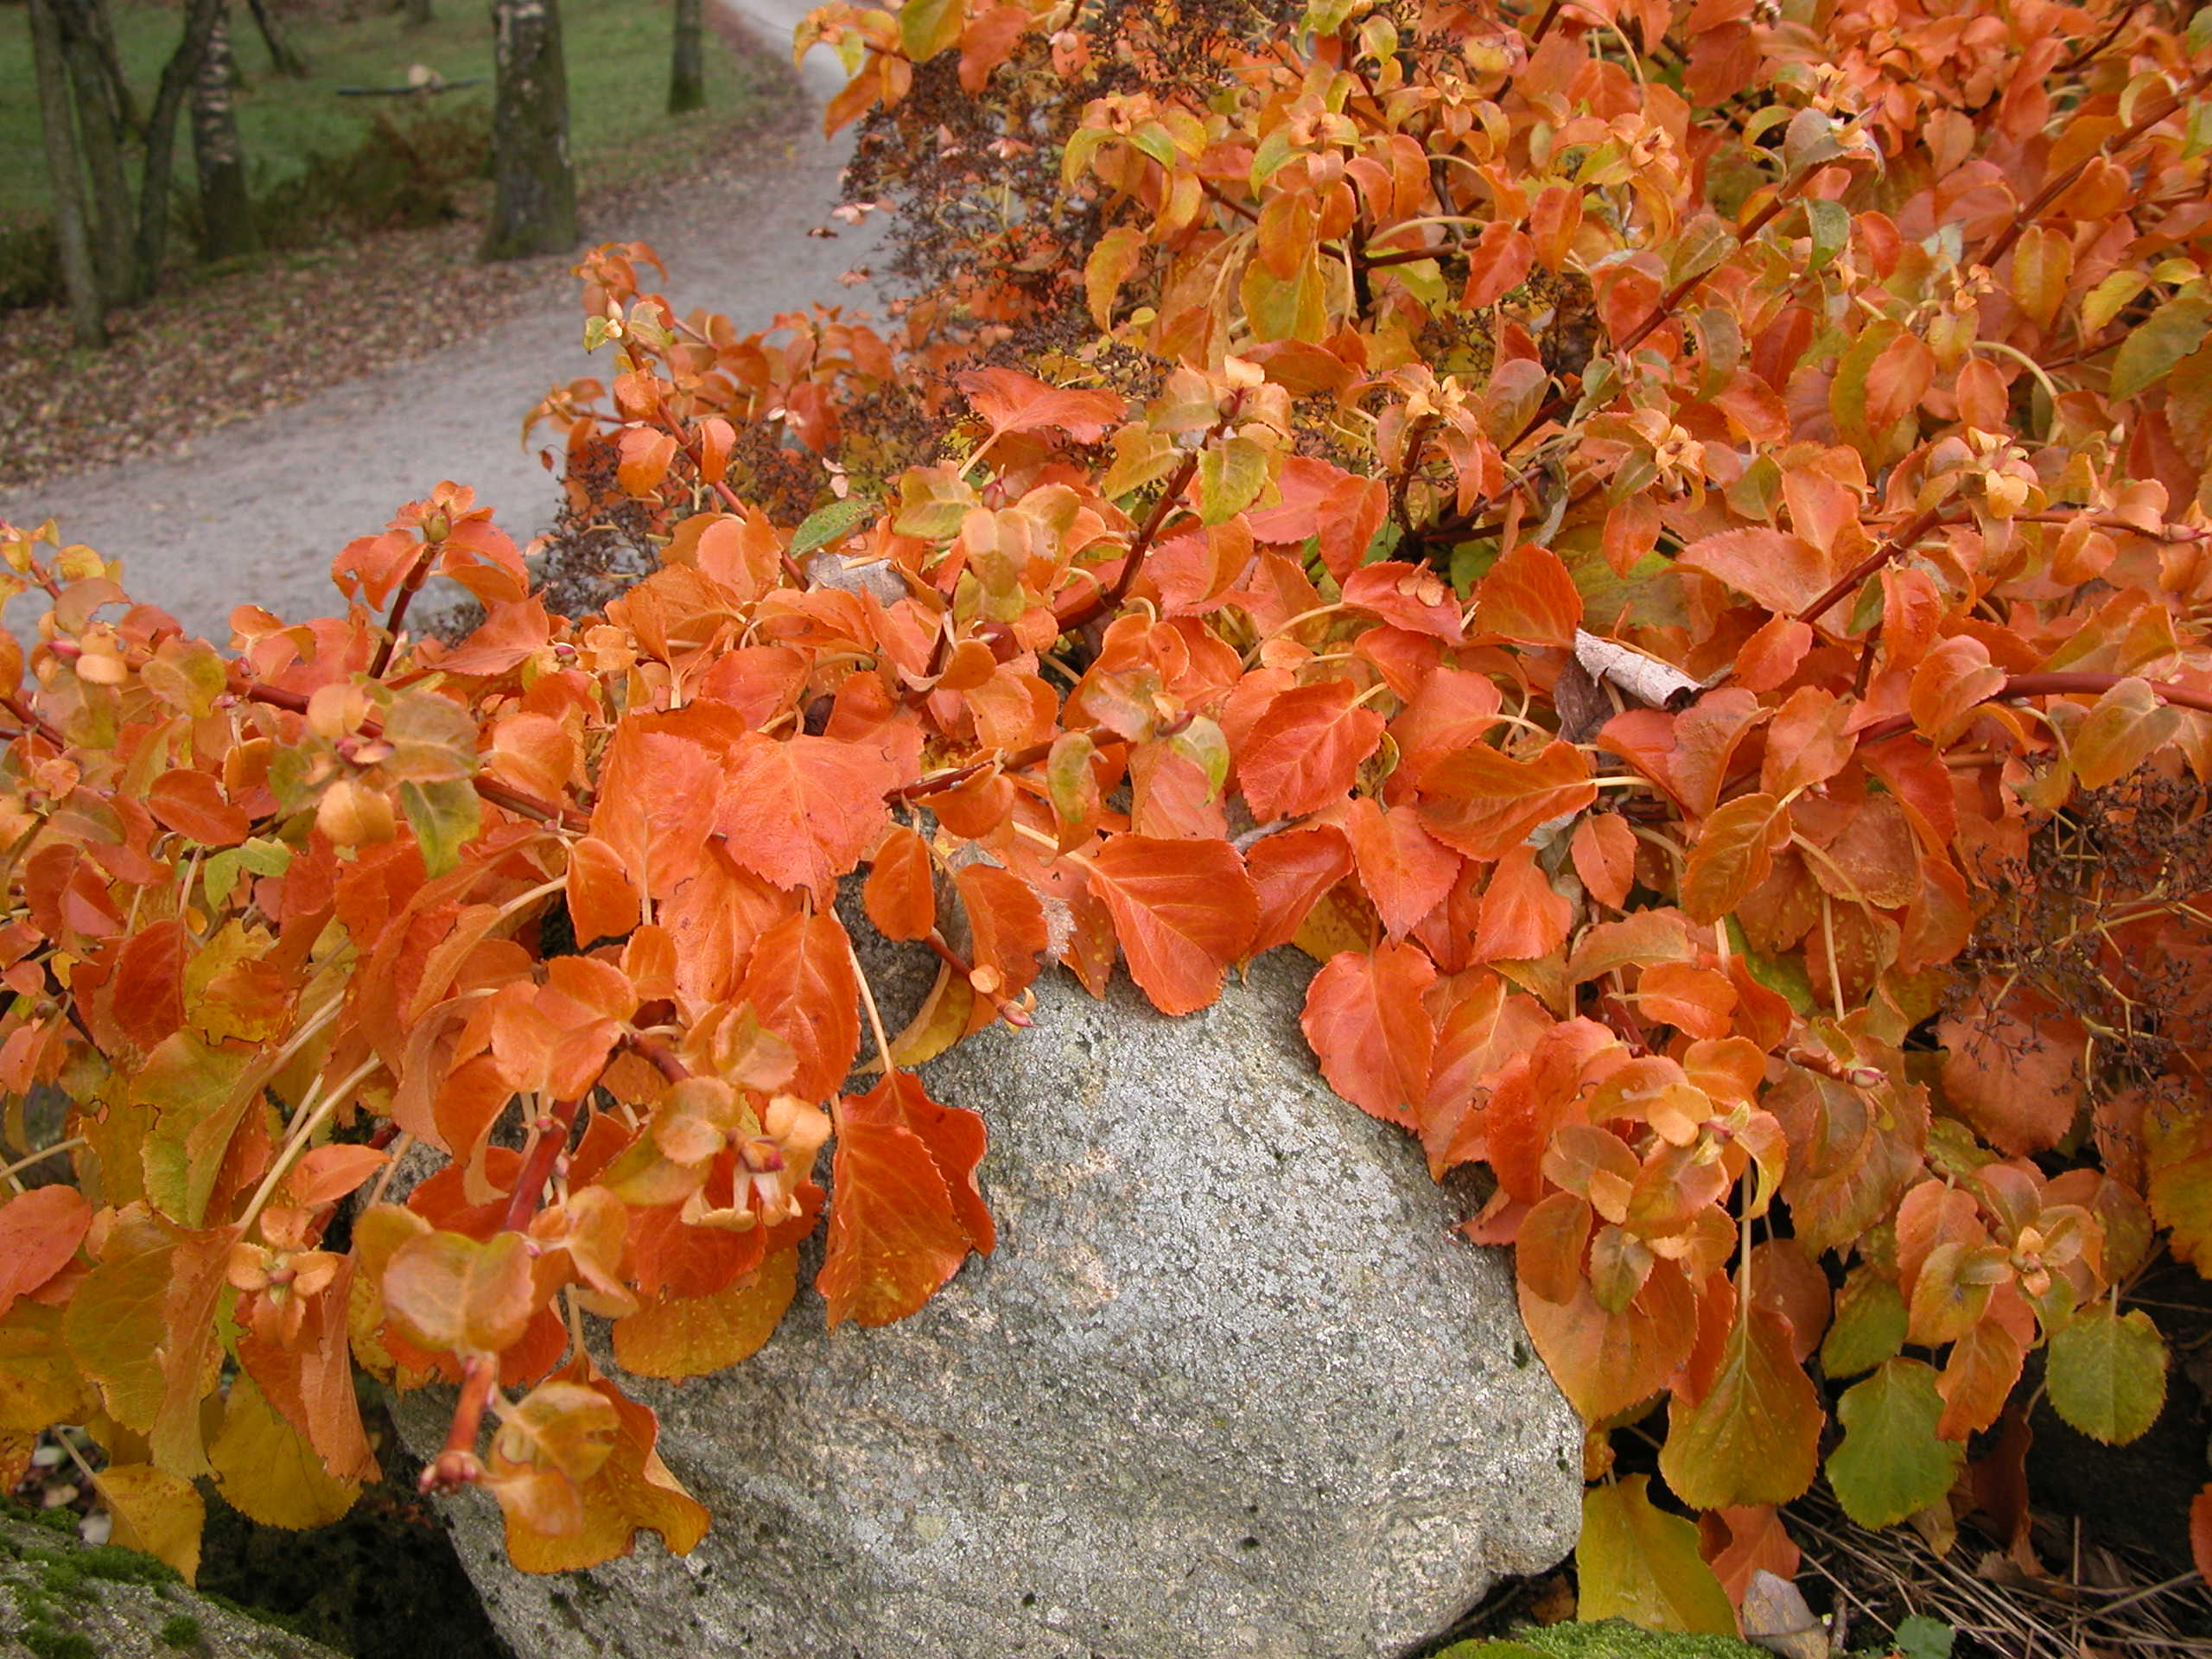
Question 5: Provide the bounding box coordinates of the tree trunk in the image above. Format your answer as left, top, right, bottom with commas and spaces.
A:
28, 0, 105, 346
60, 16, 138, 305
135, 0, 226, 296
667, 0, 705, 114
53, 0, 139, 136
191, 3, 261, 262
480, 0, 578, 262
243, 0, 310, 77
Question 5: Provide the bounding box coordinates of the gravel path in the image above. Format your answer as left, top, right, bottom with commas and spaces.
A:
0, 0, 883, 641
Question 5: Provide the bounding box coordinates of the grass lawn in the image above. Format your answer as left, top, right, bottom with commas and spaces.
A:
0, 0, 778, 224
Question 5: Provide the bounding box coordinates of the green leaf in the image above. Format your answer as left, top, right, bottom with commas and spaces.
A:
1659, 1306, 1821, 1509
893, 466, 976, 541
1198, 435, 1270, 524
1167, 716, 1230, 799
1894, 1615, 1956, 1659
2110, 293, 2212, 400
62, 1241, 172, 1431
898, 0, 963, 62
135, 1030, 254, 1227
201, 836, 293, 913
1825, 1357, 1963, 1529
1577, 1475, 1738, 1636
2072, 677, 2182, 790
1805, 199, 1850, 272
2046, 1304, 2168, 1445
399, 778, 481, 879
790, 495, 875, 558
1820, 1264, 1907, 1378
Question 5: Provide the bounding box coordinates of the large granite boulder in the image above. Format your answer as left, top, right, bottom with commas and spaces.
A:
403, 945, 1580, 1658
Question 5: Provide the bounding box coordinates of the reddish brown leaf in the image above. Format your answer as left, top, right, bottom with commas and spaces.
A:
147, 772, 251, 849
1247, 825, 1354, 957
1340, 563, 1465, 642
1084, 835, 1257, 1015
952, 862, 1047, 1028
1300, 942, 1438, 1128
864, 826, 938, 942
0, 1185, 91, 1319
1342, 798, 1459, 940
1677, 529, 1831, 618
111, 918, 188, 1052
957, 367, 1124, 443
1417, 740, 1596, 861
716, 734, 901, 898
1681, 793, 1790, 925
1236, 681, 1387, 821
736, 912, 861, 1103
819, 1071, 989, 1328
1570, 814, 1637, 910
1474, 542, 1583, 647
1473, 843, 1573, 963
1521, 1255, 1698, 1422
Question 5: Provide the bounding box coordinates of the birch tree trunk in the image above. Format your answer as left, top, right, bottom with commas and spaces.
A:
668, 0, 706, 114
135, 0, 225, 294
28, 0, 105, 346
480, 0, 578, 261
191, 3, 261, 262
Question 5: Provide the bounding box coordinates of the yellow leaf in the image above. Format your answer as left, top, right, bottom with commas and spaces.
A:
499, 1357, 708, 1574
612, 1249, 799, 1379
98, 1462, 205, 1585
210, 1374, 361, 1530
1578, 1475, 1738, 1635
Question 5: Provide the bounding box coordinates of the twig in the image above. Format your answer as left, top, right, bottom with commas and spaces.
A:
1856, 670, 2212, 745
1981, 67, 2212, 270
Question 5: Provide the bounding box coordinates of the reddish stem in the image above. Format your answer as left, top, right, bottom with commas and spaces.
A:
1199, 179, 1258, 226
502, 1097, 582, 1231
1793, 505, 1958, 629
1980, 67, 2212, 270
2053, 2, 2140, 73
1, 694, 64, 750
419, 1355, 497, 1497
1856, 671, 2212, 746
1364, 239, 1469, 270
1060, 398, 1243, 635
1500, 178, 1810, 456
627, 1031, 690, 1084
368, 546, 436, 681
713, 479, 811, 588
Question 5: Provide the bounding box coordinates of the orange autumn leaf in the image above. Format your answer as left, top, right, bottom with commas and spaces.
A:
1236, 681, 1387, 821
863, 825, 938, 942
716, 734, 902, 898
1300, 942, 1438, 1128
1084, 834, 1257, 1015
818, 1071, 992, 1328
1473, 844, 1573, 963
1417, 740, 1597, 861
